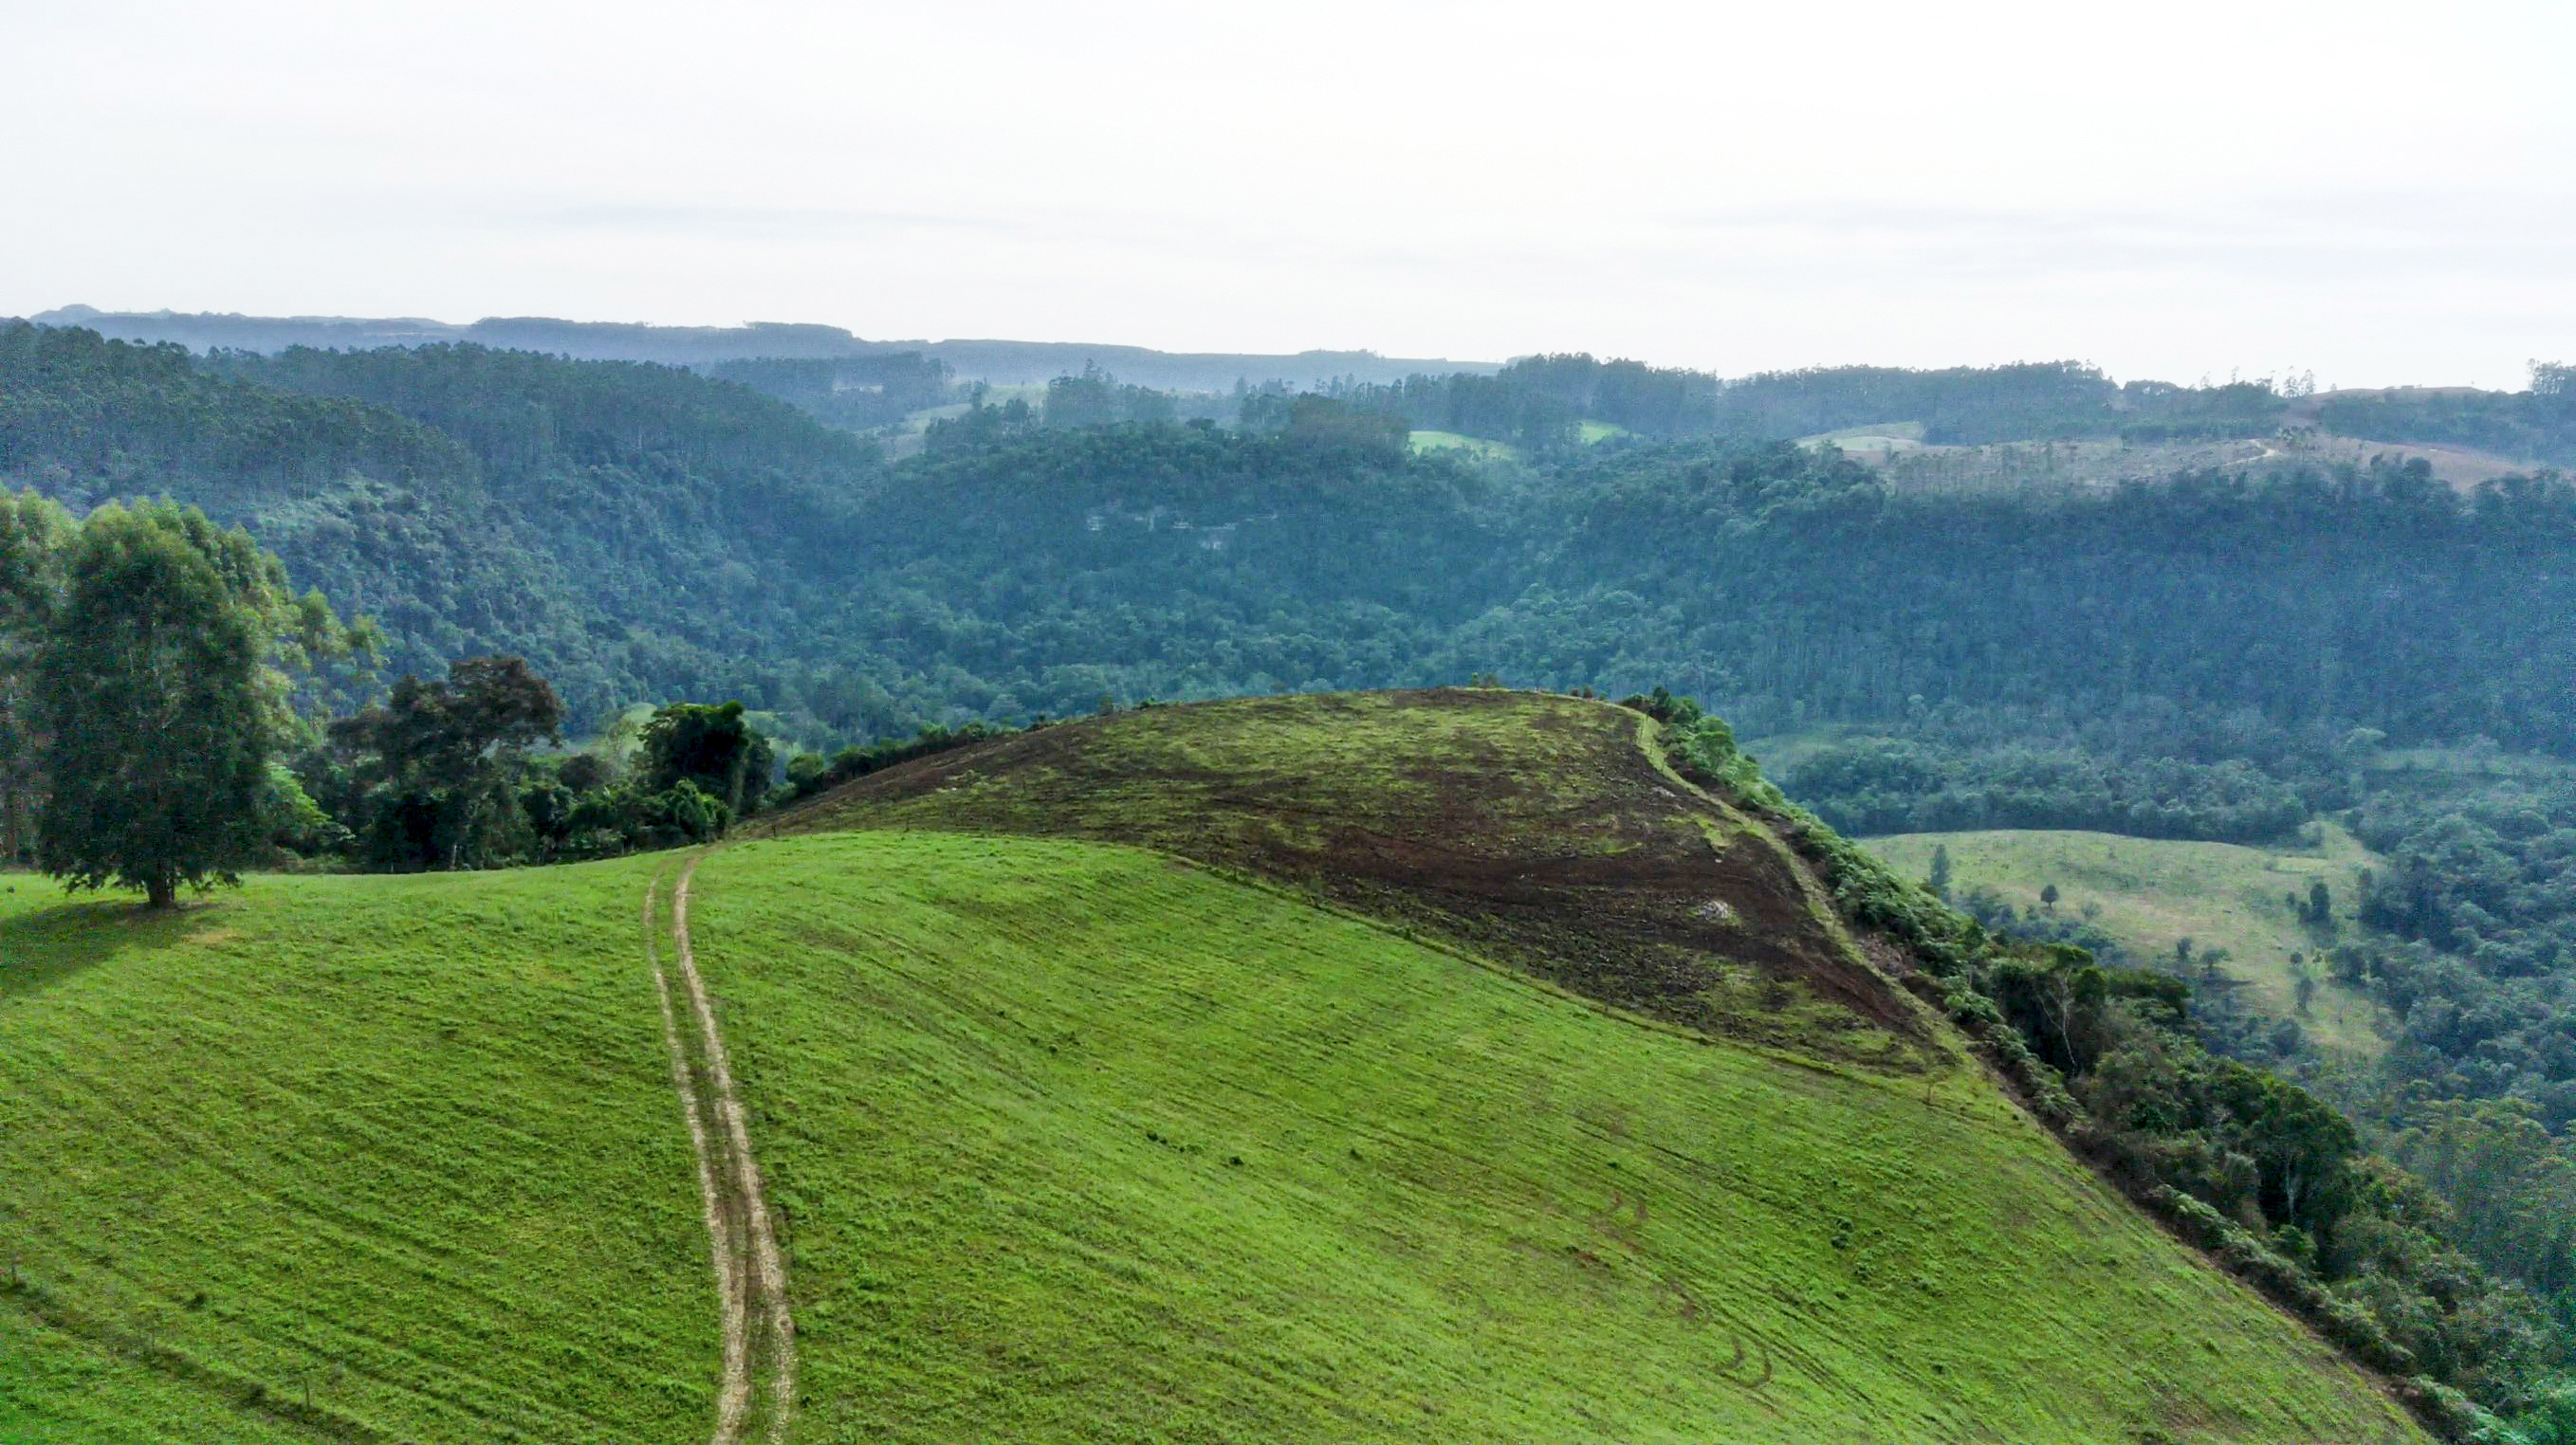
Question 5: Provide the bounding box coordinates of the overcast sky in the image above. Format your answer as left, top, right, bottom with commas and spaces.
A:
5, 0, 2571, 388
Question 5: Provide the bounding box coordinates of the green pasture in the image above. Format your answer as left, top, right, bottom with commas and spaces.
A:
0, 861, 714, 1443
1407, 430, 1519, 461
1865, 827, 2389, 1057
681, 829, 2420, 1444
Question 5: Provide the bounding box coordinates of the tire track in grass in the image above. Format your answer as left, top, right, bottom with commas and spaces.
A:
655, 852, 797, 1443
644, 866, 764, 1444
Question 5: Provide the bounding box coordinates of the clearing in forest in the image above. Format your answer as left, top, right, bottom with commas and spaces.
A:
1866, 826, 2389, 1058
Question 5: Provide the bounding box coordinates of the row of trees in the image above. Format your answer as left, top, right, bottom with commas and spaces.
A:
708, 352, 957, 430
1781, 736, 2311, 841
310, 667, 775, 872
2319, 365, 2576, 467
1307, 355, 2310, 450
0, 484, 783, 904
922, 353, 2297, 455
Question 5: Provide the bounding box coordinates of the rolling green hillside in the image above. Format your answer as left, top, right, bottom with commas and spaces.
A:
686, 829, 2417, 1443
3, 691, 2431, 1440
765, 688, 2428, 1440
0, 862, 717, 1443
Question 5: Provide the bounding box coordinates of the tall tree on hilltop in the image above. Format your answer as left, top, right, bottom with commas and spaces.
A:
34, 503, 270, 906
28, 500, 369, 905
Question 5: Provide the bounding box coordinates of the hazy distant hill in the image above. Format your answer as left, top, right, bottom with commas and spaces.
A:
27, 304, 1499, 391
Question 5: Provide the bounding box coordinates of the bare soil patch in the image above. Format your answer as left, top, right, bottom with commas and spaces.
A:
805, 689, 1923, 1051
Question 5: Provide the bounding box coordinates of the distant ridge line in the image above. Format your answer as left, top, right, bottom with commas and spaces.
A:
24, 305, 1502, 389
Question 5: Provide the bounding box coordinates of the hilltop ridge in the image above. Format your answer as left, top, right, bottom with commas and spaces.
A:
797, 688, 1930, 1059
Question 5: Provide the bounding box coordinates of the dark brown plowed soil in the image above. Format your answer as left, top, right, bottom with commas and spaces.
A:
795, 688, 1923, 1055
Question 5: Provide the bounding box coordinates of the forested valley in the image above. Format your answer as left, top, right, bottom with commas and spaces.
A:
6, 317, 2576, 1436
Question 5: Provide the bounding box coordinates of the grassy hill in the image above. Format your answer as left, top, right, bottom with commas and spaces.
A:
1865, 826, 2390, 1058
1798, 419, 1929, 456
0, 862, 717, 1443
794, 689, 1923, 1059
4, 690, 2429, 1441
767, 689, 2423, 1440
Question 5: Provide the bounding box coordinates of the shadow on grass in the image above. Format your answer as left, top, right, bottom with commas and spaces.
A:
0, 879, 232, 1003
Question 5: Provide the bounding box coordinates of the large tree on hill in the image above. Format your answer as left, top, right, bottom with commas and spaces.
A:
27, 500, 369, 905
34, 503, 273, 906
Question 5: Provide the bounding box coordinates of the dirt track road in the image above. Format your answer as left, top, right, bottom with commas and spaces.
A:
646, 856, 796, 1444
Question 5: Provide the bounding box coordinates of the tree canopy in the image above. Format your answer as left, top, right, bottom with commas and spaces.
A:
35, 503, 277, 905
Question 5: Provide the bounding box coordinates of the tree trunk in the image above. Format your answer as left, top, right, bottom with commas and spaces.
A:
144, 871, 176, 909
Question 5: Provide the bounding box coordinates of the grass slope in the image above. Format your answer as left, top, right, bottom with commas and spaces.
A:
1407, 425, 1627, 456
684, 828, 2420, 1443
800, 689, 1921, 1061
0, 863, 715, 1444
1866, 827, 2388, 1057
1, 1306, 305, 1445
1799, 420, 1928, 454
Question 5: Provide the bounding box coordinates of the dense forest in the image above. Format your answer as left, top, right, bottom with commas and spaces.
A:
1663, 706, 2571, 1430
12, 322, 2568, 755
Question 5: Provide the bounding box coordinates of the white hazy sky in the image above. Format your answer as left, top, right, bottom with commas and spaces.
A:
5, 0, 2572, 388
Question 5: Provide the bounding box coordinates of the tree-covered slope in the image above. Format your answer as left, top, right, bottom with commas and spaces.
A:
9, 322, 2572, 770
30, 306, 1500, 390
0, 321, 895, 723
2309, 373, 2576, 468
